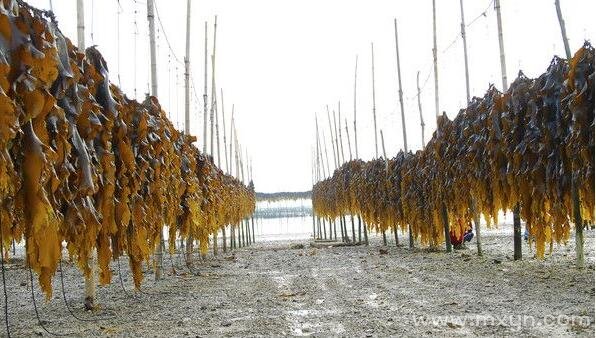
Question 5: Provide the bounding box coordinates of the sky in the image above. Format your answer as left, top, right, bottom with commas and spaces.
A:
29, 0, 595, 192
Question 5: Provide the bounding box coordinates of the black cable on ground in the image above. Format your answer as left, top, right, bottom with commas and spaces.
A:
1, 228, 11, 338
58, 259, 115, 322
116, 257, 136, 300
28, 265, 72, 336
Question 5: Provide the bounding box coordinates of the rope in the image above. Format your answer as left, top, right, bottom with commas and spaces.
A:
153, 0, 184, 65
116, 256, 136, 299
58, 259, 115, 322
1, 228, 11, 338
28, 265, 72, 336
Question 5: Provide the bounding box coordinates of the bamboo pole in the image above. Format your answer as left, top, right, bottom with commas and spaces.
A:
333, 109, 342, 166
432, 0, 439, 118
353, 55, 359, 159
77, 0, 97, 309
203, 22, 208, 153
394, 19, 414, 249
459, 0, 471, 103
214, 59, 221, 168
495, 0, 508, 92
322, 130, 331, 178
345, 119, 352, 162
380, 130, 389, 246
345, 119, 356, 242
184, 0, 191, 134
337, 102, 345, 164
146, 0, 163, 280
77, 0, 85, 50
371, 42, 379, 158
555, 0, 572, 60
326, 106, 338, 170
229, 105, 235, 177
315, 115, 327, 178
572, 176, 584, 268
495, 0, 521, 260
416, 71, 425, 149
209, 16, 218, 158
394, 19, 408, 153
221, 89, 228, 252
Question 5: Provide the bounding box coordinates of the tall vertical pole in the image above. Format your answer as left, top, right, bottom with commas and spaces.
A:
432, 0, 439, 119
371, 43, 379, 158
210, 16, 218, 158
459, 0, 471, 103
396, 19, 414, 249
203, 22, 209, 153
337, 102, 345, 164
316, 117, 327, 178
417, 71, 425, 149
229, 105, 235, 177
495, 0, 508, 92
555, 0, 572, 60
221, 90, 229, 173
147, 0, 162, 280
214, 56, 221, 167
184, 0, 191, 134
353, 55, 359, 159
326, 106, 338, 170
394, 19, 408, 153
147, 0, 158, 97
77, 0, 85, 50
322, 130, 331, 178
433, 0, 451, 253
345, 119, 352, 162
380, 130, 388, 246
495, 0, 520, 260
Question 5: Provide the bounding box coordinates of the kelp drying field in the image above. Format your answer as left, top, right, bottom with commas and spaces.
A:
0, 0, 255, 299
313, 43, 594, 258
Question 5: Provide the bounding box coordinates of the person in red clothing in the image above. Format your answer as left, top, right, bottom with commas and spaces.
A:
450, 224, 474, 249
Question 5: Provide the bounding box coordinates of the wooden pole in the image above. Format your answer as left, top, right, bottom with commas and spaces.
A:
77, 0, 85, 50
210, 16, 218, 158
495, 0, 508, 92
432, 0, 439, 118
495, 0, 521, 261
322, 130, 331, 178
147, 0, 163, 281
353, 55, 359, 159
326, 106, 338, 170
184, 0, 191, 134
394, 19, 408, 153
337, 102, 345, 164
214, 58, 221, 167
221, 90, 229, 173
416, 71, 425, 149
77, 0, 97, 309
229, 105, 235, 177
572, 176, 584, 268
345, 119, 356, 242
315, 115, 327, 178
345, 119, 353, 162
555, 0, 572, 60
371, 43, 379, 158
459, 0, 471, 103
203, 22, 208, 153
380, 130, 389, 246
333, 109, 342, 166
395, 19, 414, 249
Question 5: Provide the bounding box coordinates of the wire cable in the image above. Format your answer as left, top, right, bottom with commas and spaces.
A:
1, 227, 11, 338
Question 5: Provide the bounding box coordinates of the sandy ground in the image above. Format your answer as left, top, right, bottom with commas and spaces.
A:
2, 227, 594, 337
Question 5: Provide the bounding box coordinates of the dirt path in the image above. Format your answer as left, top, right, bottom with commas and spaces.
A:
3, 228, 594, 337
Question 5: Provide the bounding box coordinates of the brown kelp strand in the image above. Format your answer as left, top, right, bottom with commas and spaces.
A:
313, 43, 594, 257
0, 1, 255, 298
